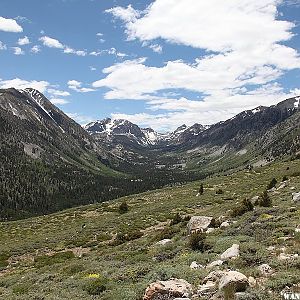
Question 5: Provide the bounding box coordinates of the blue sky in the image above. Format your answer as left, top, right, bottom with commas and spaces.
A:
0, 0, 300, 131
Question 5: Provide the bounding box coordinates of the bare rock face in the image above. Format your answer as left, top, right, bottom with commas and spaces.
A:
187, 216, 215, 234
143, 278, 193, 300
219, 271, 249, 292
220, 244, 240, 260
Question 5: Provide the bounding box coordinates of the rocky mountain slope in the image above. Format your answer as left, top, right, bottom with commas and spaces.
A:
86, 96, 300, 174
0, 88, 166, 220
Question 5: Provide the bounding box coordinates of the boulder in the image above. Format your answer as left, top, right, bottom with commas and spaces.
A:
206, 260, 224, 269
187, 216, 215, 234
219, 271, 249, 292
292, 192, 300, 203
248, 276, 257, 288
206, 228, 215, 234
220, 244, 239, 260
143, 278, 193, 300
197, 281, 217, 297
278, 253, 299, 260
156, 239, 172, 246
220, 221, 230, 229
203, 270, 226, 284
278, 182, 288, 190
190, 261, 204, 270
257, 264, 273, 277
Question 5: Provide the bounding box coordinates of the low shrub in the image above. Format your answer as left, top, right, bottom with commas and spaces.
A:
34, 251, 75, 268
188, 232, 209, 252
118, 201, 129, 214
267, 178, 277, 190
231, 199, 253, 217
259, 191, 272, 207
83, 275, 108, 295
170, 213, 182, 226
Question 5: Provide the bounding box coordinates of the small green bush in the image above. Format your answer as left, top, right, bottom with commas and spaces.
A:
259, 191, 272, 207
188, 232, 209, 252
154, 226, 180, 241
118, 201, 129, 214
170, 213, 182, 226
34, 251, 75, 268
267, 178, 277, 190
83, 276, 108, 295
199, 183, 204, 195
282, 175, 288, 182
231, 199, 253, 217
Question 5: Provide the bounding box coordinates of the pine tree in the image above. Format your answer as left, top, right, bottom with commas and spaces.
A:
199, 183, 204, 195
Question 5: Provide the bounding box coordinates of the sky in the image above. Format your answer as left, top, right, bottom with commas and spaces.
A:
1, 0, 300, 132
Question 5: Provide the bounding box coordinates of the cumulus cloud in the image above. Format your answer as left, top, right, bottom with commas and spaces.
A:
50, 98, 69, 105
48, 88, 70, 97
12, 47, 24, 55
0, 78, 49, 92
67, 80, 95, 93
17, 36, 30, 46
30, 45, 41, 53
39, 36, 64, 48
66, 112, 93, 125
97, 0, 300, 130
39, 36, 86, 56
0, 16, 23, 32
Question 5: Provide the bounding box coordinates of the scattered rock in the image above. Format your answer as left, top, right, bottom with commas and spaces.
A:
235, 292, 256, 299
206, 228, 215, 234
143, 278, 193, 300
258, 264, 274, 277
251, 196, 259, 202
290, 187, 296, 190
156, 239, 172, 246
220, 221, 230, 229
203, 270, 226, 284
248, 276, 257, 288
278, 182, 288, 189
219, 271, 249, 292
197, 281, 217, 297
292, 192, 300, 203
206, 260, 224, 269
187, 216, 215, 234
278, 253, 299, 261
190, 261, 204, 270
220, 244, 240, 260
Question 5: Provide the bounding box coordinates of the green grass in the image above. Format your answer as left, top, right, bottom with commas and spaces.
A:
0, 158, 299, 299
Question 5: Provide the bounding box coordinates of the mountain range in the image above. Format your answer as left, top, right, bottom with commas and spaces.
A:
0, 87, 299, 219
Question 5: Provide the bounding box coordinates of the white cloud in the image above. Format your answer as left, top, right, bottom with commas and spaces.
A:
48, 88, 70, 97
98, 0, 300, 130
0, 41, 7, 50
67, 80, 95, 93
50, 98, 69, 105
0, 78, 49, 92
17, 36, 30, 46
12, 47, 24, 55
96, 32, 104, 36
66, 112, 93, 125
63, 47, 87, 56
39, 36, 87, 56
0, 16, 23, 32
39, 36, 64, 48
89, 47, 127, 58
89, 66, 97, 71
31, 45, 41, 53
108, 0, 294, 52
149, 44, 162, 53
106, 5, 140, 23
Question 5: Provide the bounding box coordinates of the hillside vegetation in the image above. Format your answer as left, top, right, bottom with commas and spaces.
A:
0, 158, 299, 299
